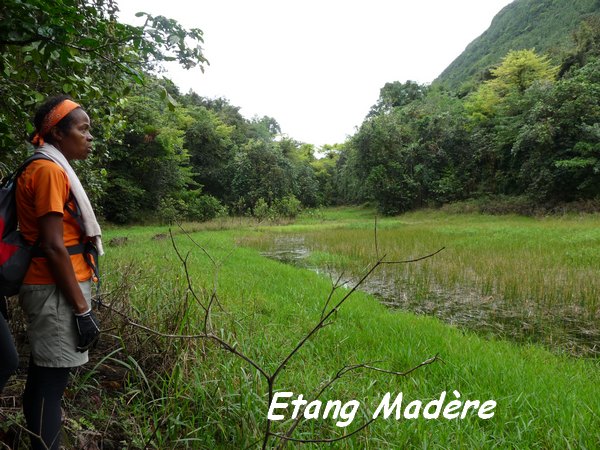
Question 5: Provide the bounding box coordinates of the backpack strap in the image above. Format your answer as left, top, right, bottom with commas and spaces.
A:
64, 190, 101, 287
30, 243, 86, 258
1, 153, 53, 189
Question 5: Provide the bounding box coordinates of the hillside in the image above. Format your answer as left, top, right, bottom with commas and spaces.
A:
436, 0, 600, 90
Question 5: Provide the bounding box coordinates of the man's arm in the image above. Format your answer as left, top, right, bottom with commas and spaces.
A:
37, 212, 89, 314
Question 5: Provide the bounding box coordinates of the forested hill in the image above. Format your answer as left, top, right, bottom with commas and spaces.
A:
436, 0, 600, 90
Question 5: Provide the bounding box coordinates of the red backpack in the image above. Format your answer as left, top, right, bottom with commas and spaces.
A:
0, 154, 53, 296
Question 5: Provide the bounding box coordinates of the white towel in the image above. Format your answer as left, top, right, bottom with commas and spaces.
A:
35, 143, 104, 256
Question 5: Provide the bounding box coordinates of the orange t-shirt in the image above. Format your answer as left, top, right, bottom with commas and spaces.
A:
16, 159, 92, 284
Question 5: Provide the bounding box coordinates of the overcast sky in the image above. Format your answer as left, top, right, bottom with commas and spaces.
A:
117, 0, 514, 147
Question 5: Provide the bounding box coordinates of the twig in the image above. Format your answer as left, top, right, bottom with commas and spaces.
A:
380, 247, 445, 265
270, 247, 445, 383
0, 411, 50, 450
95, 300, 269, 380
169, 229, 208, 313
98, 223, 444, 449
176, 222, 217, 267
358, 354, 441, 377
143, 414, 170, 449
320, 275, 343, 321
271, 255, 387, 383
264, 247, 444, 449
271, 419, 375, 443
374, 215, 379, 259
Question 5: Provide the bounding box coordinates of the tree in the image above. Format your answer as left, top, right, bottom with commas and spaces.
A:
368, 80, 427, 117
311, 146, 341, 205
512, 59, 600, 201
0, 0, 207, 166
247, 115, 281, 141
184, 106, 236, 201
102, 80, 197, 223
231, 140, 294, 212
466, 49, 558, 121
559, 15, 600, 76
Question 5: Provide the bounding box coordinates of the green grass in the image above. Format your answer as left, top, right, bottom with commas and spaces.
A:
69, 208, 600, 448
5, 209, 596, 448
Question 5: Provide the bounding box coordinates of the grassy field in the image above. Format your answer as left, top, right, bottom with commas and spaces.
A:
3, 208, 599, 449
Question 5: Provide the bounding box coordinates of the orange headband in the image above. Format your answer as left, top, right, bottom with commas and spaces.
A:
31, 99, 81, 147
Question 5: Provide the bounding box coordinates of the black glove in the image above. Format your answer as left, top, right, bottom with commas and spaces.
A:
74, 309, 100, 352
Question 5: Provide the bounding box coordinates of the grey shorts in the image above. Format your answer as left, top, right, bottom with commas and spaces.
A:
19, 280, 92, 368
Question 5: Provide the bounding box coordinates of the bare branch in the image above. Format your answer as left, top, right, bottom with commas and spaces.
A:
0, 411, 50, 450
374, 215, 379, 259
267, 244, 444, 447
381, 247, 445, 265
169, 229, 208, 313
320, 282, 340, 321
271, 255, 386, 381
271, 418, 375, 443
95, 300, 270, 380
357, 354, 441, 376
176, 222, 217, 267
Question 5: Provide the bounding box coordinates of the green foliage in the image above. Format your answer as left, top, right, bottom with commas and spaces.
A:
247, 115, 281, 141
342, 84, 474, 213
310, 145, 342, 205
56, 214, 599, 447
368, 80, 427, 117
340, 24, 600, 215
157, 196, 186, 225
0, 0, 207, 162
5, 0, 598, 223
273, 194, 302, 218
231, 140, 294, 211
252, 197, 272, 221
466, 49, 558, 121
102, 79, 198, 223
157, 193, 226, 224
186, 194, 228, 222
184, 105, 236, 200
490, 49, 558, 93
102, 176, 145, 224
251, 195, 301, 221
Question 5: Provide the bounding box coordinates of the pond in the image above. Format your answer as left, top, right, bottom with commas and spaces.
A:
258, 235, 600, 358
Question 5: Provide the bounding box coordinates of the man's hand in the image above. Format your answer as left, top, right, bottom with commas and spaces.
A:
74, 309, 100, 352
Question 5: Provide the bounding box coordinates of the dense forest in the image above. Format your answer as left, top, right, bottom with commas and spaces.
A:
1, 0, 599, 222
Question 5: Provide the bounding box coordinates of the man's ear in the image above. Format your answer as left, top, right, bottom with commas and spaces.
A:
48, 126, 62, 143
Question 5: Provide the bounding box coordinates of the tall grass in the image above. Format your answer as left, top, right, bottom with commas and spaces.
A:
3, 212, 599, 448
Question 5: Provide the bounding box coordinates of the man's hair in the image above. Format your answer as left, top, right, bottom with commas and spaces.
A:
31, 95, 81, 144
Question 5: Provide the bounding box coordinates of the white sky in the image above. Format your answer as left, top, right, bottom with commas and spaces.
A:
117, 0, 514, 147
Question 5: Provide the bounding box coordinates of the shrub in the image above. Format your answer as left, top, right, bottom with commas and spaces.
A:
186, 195, 228, 222
158, 196, 186, 224
252, 197, 273, 222
273, 194, 302, 218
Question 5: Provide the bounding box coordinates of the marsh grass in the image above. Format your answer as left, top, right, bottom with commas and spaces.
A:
244, 207, 600, 356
